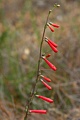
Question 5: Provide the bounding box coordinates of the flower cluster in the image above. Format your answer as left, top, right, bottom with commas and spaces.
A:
29, 21, 60, 114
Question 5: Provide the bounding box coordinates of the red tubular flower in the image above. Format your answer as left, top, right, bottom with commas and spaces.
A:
45, 37, 58, 52
41, 75, 51, 82
49, 22, 60, 28
42, 57, 57, 71
29, 110, 47, 114
47, 23, 54, 32
36, 95, 53, 103
40, 79, 52, 90
48, 39, 58, 48
47, 41, 58, 52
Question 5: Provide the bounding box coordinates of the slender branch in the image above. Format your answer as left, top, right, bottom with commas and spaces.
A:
24, 10, 51, 120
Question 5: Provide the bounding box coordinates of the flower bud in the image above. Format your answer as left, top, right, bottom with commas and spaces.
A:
57, 4, 60, 7
46, 54, 51, 58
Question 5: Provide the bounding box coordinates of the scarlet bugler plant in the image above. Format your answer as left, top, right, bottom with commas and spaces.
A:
24, 3, 60, 120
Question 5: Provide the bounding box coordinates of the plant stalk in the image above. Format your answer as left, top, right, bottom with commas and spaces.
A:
24, 10, 51, 120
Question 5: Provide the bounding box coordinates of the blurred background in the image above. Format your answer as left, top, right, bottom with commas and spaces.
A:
0, 0, 80, 120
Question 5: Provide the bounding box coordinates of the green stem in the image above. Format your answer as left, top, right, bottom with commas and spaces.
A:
24, 10, 51, 120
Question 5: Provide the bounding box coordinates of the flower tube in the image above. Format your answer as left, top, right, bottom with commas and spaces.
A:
49, 22, 60, 28
47, 41, 58, 52
45, 37, 58, 47
42, 57, 57, 71
41, 75, 51, 82
36, 95, 53, 103
47, 23, 54, 32
40, 79, 52, 90
45, 37, 58, 52
29, 110, 47, 114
